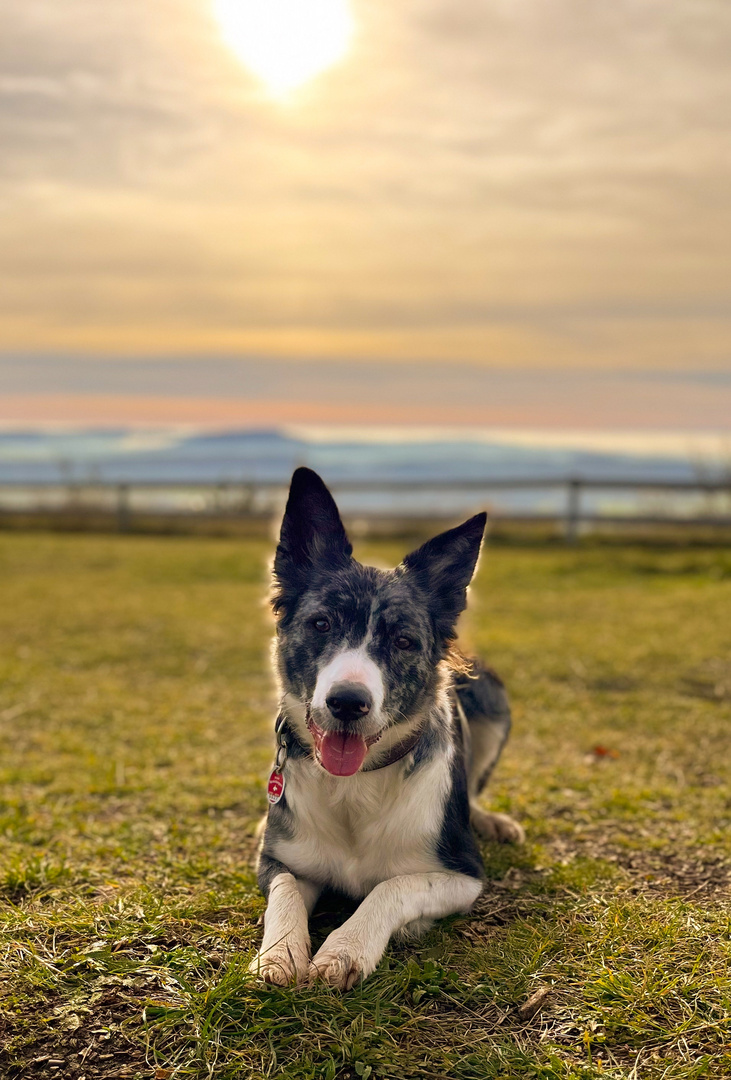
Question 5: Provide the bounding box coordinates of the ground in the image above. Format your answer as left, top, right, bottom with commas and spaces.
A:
0, 532, 729, 1080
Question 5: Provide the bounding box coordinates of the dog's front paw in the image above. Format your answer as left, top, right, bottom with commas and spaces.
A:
471, 807, 525, 845
249, 942, 310, 987
308, 949, 363, 991
309, 932, 377, 991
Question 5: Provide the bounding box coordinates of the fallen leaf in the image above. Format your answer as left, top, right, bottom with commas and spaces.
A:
591, 745, 620, 759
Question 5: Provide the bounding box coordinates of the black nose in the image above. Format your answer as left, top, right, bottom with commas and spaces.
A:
326, 683, 373, 724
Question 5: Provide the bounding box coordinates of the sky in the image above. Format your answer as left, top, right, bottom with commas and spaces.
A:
1, 0, 730, 427
2, 356, 731, 433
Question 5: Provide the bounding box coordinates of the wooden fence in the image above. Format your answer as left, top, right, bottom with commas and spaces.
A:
1, 475, 731, 541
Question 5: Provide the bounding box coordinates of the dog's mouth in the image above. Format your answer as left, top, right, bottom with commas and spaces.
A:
306, 713, 383, 776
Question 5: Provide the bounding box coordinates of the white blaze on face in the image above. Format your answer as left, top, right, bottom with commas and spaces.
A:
311, 645, 385, 717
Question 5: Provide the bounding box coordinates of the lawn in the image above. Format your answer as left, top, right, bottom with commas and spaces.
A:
0, 532, 729, 1080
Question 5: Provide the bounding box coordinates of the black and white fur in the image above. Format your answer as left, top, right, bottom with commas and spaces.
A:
251, 468, 523, 991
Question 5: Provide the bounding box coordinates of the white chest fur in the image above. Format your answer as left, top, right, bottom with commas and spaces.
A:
271, 749, 454, 898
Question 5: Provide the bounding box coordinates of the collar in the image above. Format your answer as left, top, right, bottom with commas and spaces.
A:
361, 723, 425, 771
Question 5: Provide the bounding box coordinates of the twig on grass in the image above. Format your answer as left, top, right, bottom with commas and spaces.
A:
517, 985, 552, 1022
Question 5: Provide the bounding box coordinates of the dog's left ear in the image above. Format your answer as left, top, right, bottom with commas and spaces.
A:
402, 512, 487, 640
273, 468, 352, 611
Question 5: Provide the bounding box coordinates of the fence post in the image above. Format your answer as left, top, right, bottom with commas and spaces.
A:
117, 483, 130, 532
565, 477, 581, 542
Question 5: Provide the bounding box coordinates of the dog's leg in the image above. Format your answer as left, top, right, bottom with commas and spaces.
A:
309, 872, 482, 991
249, 872, 320, 986
468, 723, 525, 842
470, 805, 525, 844
457, 665, 525, 845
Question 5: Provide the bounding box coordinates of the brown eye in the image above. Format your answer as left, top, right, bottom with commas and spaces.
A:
313, 617, 331, 633
395, 635, 413, 651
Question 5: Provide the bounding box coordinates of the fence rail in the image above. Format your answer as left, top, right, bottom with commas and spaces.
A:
1, 476, 730, 541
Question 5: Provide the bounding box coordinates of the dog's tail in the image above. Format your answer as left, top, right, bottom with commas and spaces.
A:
452, 654, 512, 798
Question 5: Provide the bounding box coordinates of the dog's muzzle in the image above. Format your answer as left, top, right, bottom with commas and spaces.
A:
306, 694, 383, 777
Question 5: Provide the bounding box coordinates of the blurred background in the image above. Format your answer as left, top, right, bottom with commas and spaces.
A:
2, 0, 730, 536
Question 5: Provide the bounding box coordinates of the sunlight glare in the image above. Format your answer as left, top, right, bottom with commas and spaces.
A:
214, 0, 354, 96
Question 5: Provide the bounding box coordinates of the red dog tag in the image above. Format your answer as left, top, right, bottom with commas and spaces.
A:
267, 769, 285, 804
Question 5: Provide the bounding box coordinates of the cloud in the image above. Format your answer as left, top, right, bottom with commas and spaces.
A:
0, 0, 729, 367
2, 356, 731, 431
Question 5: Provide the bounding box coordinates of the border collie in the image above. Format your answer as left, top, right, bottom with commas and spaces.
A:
250, 467, 523, 990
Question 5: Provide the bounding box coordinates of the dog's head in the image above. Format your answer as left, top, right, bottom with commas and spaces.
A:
272, 467, 486, 777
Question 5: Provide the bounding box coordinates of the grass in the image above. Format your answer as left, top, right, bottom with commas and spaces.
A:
0, 532, 730, 1079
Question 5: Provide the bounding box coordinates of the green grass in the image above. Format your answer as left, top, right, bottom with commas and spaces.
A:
1, 533, 730, 1080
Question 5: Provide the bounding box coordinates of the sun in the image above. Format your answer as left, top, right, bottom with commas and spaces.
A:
213, 0, 354, 97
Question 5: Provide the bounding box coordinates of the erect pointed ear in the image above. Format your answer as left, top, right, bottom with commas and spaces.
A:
402, 513, 487, 641
272, 468, 352, 611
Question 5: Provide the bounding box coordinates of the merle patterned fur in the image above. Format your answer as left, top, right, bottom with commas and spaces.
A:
259, 468, 514, 894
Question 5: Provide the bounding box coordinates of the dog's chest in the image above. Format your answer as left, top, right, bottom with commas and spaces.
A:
272, 753, 452, 897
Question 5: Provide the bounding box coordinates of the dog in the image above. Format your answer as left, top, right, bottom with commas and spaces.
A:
250, 467, 523, 991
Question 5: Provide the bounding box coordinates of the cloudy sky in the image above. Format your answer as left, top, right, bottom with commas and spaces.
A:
1, 0, 730, 420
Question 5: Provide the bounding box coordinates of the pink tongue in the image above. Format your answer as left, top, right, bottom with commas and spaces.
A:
319, 731, 368, 776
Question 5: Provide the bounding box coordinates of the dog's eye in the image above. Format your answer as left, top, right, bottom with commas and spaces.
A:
395, 635, 413, 650
313, 617, 331, 633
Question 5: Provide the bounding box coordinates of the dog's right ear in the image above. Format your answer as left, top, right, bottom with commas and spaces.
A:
272, 468, 352, 612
